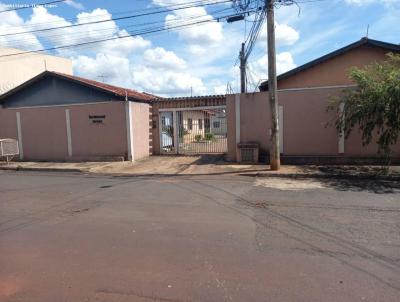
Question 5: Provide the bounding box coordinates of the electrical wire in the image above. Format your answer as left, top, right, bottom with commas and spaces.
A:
0, 8, 260, 59
0, 0, 230, 31
0, 0, 232, 37
1, 6, 237, 48
0, 0, 66, 13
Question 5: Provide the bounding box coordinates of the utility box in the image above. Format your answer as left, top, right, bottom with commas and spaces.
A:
236, 142, 259, 163
0, 139, 19, 162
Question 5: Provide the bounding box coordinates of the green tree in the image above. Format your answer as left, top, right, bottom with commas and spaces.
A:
329, 53, 400, 161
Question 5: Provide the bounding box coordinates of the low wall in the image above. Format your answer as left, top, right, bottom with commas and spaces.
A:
0, 101, 128, 161
131, 102, 151, 160
227, 89, 400, 163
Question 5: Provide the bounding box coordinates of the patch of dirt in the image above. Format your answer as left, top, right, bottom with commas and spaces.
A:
253, 177, 325, 191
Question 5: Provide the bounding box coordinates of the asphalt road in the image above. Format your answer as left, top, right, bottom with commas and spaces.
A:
0, 171, 399, 302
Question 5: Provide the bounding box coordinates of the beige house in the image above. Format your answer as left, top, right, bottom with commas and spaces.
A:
0, 47, 72, 95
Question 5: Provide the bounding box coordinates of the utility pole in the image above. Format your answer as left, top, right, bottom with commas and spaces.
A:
266, 0, 280, 170
239, 42, 246, 93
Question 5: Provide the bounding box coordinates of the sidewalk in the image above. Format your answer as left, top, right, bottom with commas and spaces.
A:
1, 156, 399, 179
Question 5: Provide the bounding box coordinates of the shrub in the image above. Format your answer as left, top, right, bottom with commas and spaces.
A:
204, 133, 215, 141
195, 134, 202, 142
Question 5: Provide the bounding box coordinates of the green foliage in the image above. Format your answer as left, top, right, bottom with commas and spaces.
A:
194, 134, 202, 142
164, 125, 173, 138
204, 132, 215, 141
328, 53, 400, 160
179, 127, 189, 138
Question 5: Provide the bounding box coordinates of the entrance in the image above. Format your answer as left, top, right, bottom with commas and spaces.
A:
159, 106, 227, 154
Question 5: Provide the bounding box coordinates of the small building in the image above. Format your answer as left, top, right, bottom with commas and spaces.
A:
0, 47, 72, 95
0, 71, 154, 161
228, 38, 400, 163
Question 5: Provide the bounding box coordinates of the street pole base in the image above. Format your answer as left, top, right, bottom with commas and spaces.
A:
270, 159, 281, 171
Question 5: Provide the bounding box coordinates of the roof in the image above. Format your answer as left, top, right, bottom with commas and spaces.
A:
0, 71, 156, 102
152, 95, 225, 102
259, 38, 400, 91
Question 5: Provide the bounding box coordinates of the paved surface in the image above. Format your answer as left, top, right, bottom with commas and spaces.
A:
0, 171, 400, 302
2, 156, 400, 178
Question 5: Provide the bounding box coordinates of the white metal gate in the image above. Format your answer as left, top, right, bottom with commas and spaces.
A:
159, 106, 227, 154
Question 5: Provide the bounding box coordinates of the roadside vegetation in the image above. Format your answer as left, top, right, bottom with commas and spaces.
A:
329, 53, 400, 165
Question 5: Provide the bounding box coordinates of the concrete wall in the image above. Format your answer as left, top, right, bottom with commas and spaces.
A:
0, 102, 128, 161
277, 45, 391, 89
227, 90, 400, 162
0, 48, 72, 95
131, 102, 151, 160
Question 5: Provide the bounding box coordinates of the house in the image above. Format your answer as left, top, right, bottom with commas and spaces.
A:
259, 38, 400, 91
227, 38, 400, 163
0, 47, 72, 95
0, 71, 154, 161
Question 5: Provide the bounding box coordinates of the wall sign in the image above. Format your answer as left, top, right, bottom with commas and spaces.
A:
89, 115, 106, 124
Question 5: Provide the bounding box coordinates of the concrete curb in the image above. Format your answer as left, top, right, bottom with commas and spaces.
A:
247, 172, 400, 181
0, 166, 84, 173
1, 165, 399, 181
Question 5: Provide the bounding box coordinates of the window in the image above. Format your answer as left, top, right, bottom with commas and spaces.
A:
198, 119, 203, 130
213, 121, 220, 128
204, 118, 210, 131
188, 118, 193, 130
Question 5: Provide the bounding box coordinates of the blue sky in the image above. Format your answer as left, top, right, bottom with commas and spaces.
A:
0, 0, 399, 96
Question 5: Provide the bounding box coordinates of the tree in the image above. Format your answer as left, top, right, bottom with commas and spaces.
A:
329, 53, 400, 161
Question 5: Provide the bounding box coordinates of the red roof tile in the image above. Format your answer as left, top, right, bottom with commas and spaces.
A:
53, 72, 156, 102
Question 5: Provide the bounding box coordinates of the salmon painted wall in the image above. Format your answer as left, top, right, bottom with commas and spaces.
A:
0, 102, 128, 161
68, 102, 127, 160
131, 102, 150, 160
278, 45, 391, 89
227, 90, 400, 161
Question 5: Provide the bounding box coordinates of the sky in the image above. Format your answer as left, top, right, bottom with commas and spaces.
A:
0, 0, 399, 96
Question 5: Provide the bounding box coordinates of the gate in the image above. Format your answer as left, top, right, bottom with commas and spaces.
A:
159, 106, 227, 154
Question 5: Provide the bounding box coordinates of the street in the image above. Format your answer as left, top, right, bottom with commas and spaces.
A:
0, 170, 399, 302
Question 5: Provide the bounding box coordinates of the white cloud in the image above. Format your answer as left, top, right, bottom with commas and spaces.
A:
165, 6, 223, 47
0, 4, 43, 51
26, 7, 150, 56
72, 53, 132, 87
131, 45, 206, 95
142, 47, 187, 70
131, 65, 207, 96
65, 0, 84, 10
259, 22, 300, 46
249, 51, 296, 83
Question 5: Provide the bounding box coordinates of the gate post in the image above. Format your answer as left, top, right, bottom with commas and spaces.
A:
173, 110, 178, 154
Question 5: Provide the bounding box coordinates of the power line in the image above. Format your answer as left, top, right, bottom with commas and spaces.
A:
0, 0, 66, 13
0, 0, 231, 37
1, 5, 236, 48
0, 0, 228, 31
0, 8, 259, 59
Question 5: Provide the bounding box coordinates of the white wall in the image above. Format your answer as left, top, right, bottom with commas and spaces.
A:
0, 47, 73, 95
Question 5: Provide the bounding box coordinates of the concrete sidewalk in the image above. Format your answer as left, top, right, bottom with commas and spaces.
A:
1, 155, 399, 179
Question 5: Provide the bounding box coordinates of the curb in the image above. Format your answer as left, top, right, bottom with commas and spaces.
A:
246, 172, 400, 181
1, 166, 399, 181
0, 166, 84, 173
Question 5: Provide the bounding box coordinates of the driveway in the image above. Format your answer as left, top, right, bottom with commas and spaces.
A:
0, 171, 399, 301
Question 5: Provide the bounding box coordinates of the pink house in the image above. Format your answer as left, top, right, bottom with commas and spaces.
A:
0, 71, 154, 162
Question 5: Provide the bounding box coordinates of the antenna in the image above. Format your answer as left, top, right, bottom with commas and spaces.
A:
97, 74, 107, 83
43, 59, 47, 71
366, 24, 369, 38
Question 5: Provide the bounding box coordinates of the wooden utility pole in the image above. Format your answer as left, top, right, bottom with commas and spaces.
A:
239, 42, 246, 93
266, 0, 280, 170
